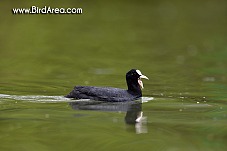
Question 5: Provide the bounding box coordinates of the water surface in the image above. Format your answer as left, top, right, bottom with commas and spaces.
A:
0, 0, 227, 151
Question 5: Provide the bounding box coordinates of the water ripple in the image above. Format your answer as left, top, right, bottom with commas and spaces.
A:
0, 94, 70, 103
0, 94, 154, 103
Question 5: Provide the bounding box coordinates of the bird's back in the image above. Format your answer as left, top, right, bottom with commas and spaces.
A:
65, 86, 140, 102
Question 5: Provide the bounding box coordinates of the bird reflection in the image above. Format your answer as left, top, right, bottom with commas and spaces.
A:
69, 100, 148, 134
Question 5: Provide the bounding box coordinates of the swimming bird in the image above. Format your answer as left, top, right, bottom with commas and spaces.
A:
65, 69, 149, 102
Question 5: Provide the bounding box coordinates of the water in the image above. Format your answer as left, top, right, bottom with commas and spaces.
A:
1, 0, 227, 151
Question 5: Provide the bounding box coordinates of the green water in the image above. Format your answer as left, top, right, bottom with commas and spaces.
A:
1, 0, 227, 151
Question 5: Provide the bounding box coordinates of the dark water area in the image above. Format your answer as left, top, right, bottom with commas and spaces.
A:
0, 0, 227, 151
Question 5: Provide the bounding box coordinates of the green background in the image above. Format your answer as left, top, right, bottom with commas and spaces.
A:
0, 0, 227, 151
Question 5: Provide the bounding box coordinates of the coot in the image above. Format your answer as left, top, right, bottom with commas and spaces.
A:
65, 69, 149, 102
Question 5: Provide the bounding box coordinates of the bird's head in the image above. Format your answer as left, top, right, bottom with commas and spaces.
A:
126, 69, 149, 93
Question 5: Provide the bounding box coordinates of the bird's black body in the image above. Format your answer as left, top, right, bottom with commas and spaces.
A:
65, 69, 148, 102
66, 86, 141, 102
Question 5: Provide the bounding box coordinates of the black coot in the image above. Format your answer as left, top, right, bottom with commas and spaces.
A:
65, 69, 149, 102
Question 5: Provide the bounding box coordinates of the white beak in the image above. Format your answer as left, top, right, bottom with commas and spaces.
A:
136, 70, 149, 89
138, 75, 149, 89
136, 70, 149, 80
140, 75, 149, 80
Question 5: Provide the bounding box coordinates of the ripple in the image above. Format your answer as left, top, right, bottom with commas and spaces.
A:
0, 94, 154, 103
141, 97, 154, 103
0, 93, 70, 103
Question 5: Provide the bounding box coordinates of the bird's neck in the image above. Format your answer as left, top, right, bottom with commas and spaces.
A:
127, 82, 142, 96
